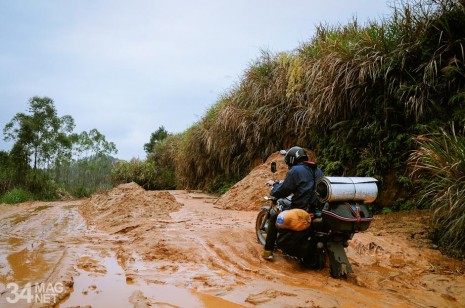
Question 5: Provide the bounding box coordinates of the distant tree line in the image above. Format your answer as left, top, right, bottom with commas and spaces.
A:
1, 96, 117, 200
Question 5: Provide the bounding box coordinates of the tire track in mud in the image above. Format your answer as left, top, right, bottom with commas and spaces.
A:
138, 192, 260, 289
150, 192, 357, 306
0, 201, 85, 307
106, 190, 308, 305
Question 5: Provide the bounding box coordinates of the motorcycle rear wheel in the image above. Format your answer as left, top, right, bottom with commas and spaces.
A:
255, 209, 269, 246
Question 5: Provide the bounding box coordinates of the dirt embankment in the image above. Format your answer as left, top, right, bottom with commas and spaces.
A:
79, 182, 182, 234
214, 151, 288, 211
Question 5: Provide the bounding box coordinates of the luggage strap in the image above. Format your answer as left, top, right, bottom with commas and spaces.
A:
345, 202, 361, 222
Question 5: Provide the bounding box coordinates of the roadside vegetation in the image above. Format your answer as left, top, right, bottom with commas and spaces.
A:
409, 125, 465, 256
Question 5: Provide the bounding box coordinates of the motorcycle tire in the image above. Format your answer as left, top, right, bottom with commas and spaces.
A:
315, 250, 326, 269
255, 209, 269, 246
300, 248, 326, 270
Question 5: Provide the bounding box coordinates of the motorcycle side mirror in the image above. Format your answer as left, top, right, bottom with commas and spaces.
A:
271, 162, 277, 173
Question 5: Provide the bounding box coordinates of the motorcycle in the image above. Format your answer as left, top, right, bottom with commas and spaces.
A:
255, 161, 378, 278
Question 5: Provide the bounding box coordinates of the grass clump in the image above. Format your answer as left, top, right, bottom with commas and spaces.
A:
409, 125, 465, 254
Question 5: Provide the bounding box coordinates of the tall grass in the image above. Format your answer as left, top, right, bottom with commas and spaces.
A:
154, 0, 465, 223
409, 125, 465, 253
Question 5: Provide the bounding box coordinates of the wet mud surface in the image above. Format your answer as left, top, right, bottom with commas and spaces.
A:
0, 183, 464, 307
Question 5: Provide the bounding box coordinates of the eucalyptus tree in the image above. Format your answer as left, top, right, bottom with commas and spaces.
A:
0, 150, 13, 193
3, 97, 75, 184
66, 128, 117, 189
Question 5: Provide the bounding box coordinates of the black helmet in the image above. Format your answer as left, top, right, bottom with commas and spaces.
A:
284, 146, 308, 166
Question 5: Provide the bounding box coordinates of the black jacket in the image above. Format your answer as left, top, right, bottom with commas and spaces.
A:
270, 161, 324, 211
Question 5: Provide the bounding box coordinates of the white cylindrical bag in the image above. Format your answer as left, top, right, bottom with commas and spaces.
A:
317, 176, 378, 203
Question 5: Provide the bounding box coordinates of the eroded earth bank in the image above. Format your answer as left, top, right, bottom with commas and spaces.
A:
1, 159, 465, 307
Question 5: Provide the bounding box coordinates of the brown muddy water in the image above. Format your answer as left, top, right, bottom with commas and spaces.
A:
0, 186, 464, 307
61, 251, 242, 307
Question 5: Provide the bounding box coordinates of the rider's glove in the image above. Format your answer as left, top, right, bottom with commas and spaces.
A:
266, 180, 277, 187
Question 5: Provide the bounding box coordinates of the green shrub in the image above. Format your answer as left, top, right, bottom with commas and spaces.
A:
381, 207, 393, 214
0, 189, 33, 204
391, 198, 416, 211
71, 185, 94, 198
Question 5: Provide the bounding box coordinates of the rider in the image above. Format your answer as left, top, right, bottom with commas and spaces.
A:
262, 146, 324, 261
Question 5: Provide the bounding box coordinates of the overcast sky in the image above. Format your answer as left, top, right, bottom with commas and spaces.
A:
0, 0, 392, 161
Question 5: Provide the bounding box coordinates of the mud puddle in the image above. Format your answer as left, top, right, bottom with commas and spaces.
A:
0, 236, 62, 288
0, 201, 82, 307
60, 250, 243, 308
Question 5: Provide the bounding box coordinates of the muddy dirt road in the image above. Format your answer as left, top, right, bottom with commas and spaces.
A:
1, 184, 465, 307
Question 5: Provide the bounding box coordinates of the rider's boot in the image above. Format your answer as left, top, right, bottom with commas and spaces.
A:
261, 250, 274, 261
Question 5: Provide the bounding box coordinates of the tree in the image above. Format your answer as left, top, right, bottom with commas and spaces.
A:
144, 126, 168, 154
74, 129, 117, 158
64, 128, 118, 189
0, 150, 13, 193
3, 97, 75, 182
